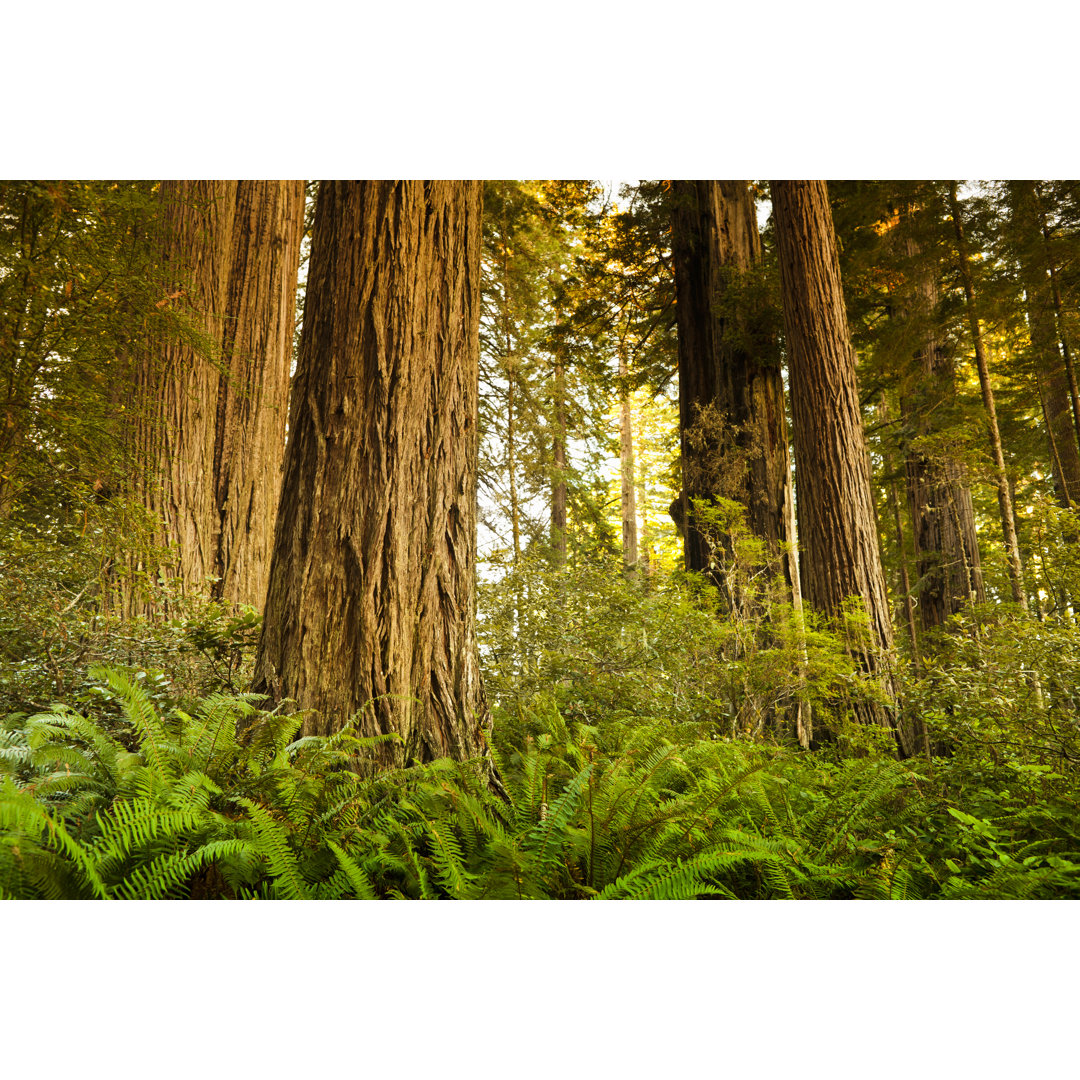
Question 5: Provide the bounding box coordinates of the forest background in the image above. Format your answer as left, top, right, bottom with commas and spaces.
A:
6, 1, 1078, 1077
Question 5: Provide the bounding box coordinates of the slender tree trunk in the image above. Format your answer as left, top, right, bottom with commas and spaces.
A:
1011, 181, 1080, 508
669, 181, 800, 603
771, 180, 903, 746
638, 467, 652, 577
507, 376, 521, 563
618, 343, 639, 573
551, 325, 568, 566
1042, 217, 1080, 456
499, 194, 522, 565
948, 182, 1028, 610
881, 400, 921, 666
125, 180, 303, 614
895, 228, 985, 629
252, 181, 490, 772
0, 190, 49, 518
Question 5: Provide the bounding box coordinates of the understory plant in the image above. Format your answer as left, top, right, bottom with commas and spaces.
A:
4, 668, 1078, 899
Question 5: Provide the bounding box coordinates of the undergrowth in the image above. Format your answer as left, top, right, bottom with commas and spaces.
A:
3, 666, 1078, 899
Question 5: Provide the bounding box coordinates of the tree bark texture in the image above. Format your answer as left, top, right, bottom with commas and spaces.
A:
948, 182, 1028, 609
252, 181, 489, 770
670, 180, 799, 599
213, 181, 306, 607
128, 181, 235, 613
127, 180, 303, 613
771, 180, 903, 744
895, 231, 985, 629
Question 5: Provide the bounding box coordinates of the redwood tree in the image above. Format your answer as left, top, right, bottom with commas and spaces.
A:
1008, 180, 1080, 509
771, 180, 904, 746
252, 181, 490, 770
127, 180, 304, 612
670, 180, 798, 599
895, 217, 985, 630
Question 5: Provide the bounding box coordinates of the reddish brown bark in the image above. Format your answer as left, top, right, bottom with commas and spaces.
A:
670, 180, 799, 600
771, 180, 903, 746
127, 180, 304, 613
252, 181, 489, 770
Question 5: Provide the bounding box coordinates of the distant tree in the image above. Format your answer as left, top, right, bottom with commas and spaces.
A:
828, 181, 986, 637
670, 181, 798, 603
948, 181, 1029, 609
0, 182, 161, 521
894, 192, 985, 629
1006, 180, 1080, 509
253, 181, 490, 771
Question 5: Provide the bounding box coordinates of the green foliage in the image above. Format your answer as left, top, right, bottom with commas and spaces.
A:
4, 650, 1079, 899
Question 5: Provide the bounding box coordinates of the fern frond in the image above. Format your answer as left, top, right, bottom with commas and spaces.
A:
325, 839, 377, 899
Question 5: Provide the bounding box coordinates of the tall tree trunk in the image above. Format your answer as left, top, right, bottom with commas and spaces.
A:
948, 182, 1028, 610
881, 399, 921, 666
0, 189, 50, 518
670, 181, 799, 601
896, 228, 985, 629
1010, 181, 1080, 509
127, 180, 237, 614
638, 465, 652, 577
213, 180, 305, 607
618, 343, 639, 573
252, 181, 490, 772
1042, 213, 1080, 456
126, 180, 303, 614
771, 180, 903, 746
551, 320, 568, 566
498, 193, 522, 565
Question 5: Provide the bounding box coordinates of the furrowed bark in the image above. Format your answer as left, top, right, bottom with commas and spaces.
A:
127, 180, 237, 614
126, 180, 303, 613
670, 180, 799, 601
771, 180, 904, 748
252, 181, 490, 771
213, 180, 305, 608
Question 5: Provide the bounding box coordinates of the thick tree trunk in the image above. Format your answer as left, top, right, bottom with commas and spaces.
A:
896, 231, 985, 629
618, 344, 639, 573
127, 180, 303, 614
670, 181, 799, 600
252, 181, 490, 771
771, 180, 903, 746
213, 180, 305, 607
128, 180, 237, 613
948, 182, 1028, 610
